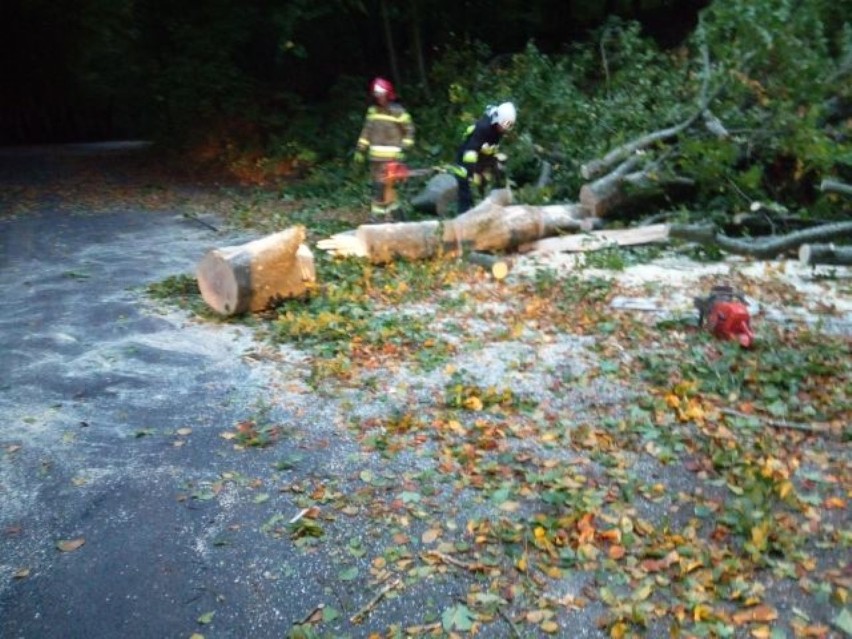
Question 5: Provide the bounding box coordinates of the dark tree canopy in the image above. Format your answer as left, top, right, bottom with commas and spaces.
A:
0, 0, 710, 144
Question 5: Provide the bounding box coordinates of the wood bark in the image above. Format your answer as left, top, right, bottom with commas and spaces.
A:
799, 243, 852, 266
578, 156, 642, 216
820, 178, 852, 197
319, 190, 595, 265
196, 225, 315, 316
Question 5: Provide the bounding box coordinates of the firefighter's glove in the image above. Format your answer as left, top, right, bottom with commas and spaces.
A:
446, 165, 467, 179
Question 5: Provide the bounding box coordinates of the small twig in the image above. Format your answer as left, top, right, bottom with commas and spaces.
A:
294, 603, 324, 626
720, 408, 831, 435
182, 213, 219, 232
422, 550, 490, 573
498, 606, 522, 638
289, 508, 310, 524
350, 576, 401, 623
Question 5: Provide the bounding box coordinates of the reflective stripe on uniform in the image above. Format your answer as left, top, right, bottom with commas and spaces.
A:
367, 112, 411, 124
371, 202, 397, 215
402, 138, 413, 148
369, 145, 402, 159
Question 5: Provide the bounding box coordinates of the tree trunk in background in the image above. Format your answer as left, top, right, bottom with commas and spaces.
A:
410, 0, 431, 97
380, 0, 401, 89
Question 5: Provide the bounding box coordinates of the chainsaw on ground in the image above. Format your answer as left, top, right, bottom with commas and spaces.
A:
694, 285, 755, 348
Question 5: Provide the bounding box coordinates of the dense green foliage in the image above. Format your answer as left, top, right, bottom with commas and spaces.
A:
290, 0, 852, 221
3, 0, 850, 219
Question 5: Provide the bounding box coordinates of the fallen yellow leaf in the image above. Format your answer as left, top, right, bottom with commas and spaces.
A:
57, 538, 85, 552
463, 396, 483, 411
526, 609, 550, 623
541, 620, 559, 633
499, 500, 520, 512
421, 528, 441, 544
732, 604, 778, 625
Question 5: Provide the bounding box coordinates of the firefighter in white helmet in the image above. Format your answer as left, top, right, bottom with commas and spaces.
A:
354, 77, 415, 220
450, 101, 516, 213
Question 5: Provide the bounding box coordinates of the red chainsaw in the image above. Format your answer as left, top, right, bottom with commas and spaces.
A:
381, 161, 439, 206
694, 285, 755, 348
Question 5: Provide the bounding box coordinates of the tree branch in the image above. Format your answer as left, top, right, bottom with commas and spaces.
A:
671, 221, 852, 259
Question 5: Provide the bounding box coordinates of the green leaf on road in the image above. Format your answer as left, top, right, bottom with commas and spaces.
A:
338, 566, 358, 581
197, 611, 215, 625
833, 609, 852, 635
442, 603, 475, 632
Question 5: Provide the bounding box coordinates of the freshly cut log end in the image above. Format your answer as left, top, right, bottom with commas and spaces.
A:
491, 260, 510, 280
465, 252, 512, 280
196, 226, 316, 316
196, 250, 250, 315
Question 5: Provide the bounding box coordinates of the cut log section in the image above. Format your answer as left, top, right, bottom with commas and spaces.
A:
196, 225, 315, 316
521, 224, 671, 254
799, 243, 852, 266
465, 252, 512, 280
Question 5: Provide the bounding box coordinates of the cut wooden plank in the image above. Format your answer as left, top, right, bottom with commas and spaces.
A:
196, 225, 315, 316
521, 224, 670, 254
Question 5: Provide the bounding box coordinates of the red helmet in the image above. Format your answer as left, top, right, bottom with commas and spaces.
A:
370, 77, 396, 101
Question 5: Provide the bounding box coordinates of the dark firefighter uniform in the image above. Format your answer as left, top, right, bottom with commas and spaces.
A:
451, 116, 505, 213
356, 103, 415, 218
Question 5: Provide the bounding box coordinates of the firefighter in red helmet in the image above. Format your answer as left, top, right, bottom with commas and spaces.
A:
354, 77, 415, 220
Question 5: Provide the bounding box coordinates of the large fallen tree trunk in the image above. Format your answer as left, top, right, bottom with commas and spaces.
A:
196, 225, 315, 316
317, 190, 595, 264
579, 156, 695, 217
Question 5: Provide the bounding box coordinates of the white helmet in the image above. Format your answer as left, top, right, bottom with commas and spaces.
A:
490, 102, 517, 131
